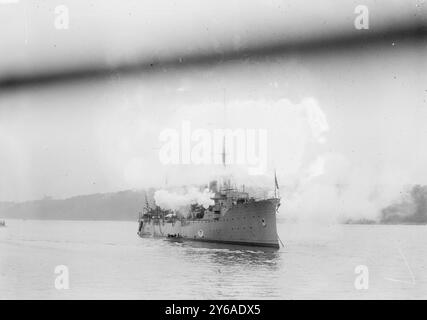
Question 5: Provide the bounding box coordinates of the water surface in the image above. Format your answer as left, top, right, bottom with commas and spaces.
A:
0, 220, 426, 299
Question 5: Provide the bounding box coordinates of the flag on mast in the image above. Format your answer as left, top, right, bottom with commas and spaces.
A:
274, 170, 279, 198
275, 171, 279, 189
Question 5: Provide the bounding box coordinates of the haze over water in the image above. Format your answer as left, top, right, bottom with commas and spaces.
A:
1, 219, 426, 299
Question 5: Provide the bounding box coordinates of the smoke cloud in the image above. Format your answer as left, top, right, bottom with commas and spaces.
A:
281, 152, 406, 224
153, 187, 214, 213
380, 185, 427, 224
154, 97, 418, 224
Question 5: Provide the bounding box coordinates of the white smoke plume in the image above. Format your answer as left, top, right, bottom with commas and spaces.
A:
154, 187, 214, 213
281, 153, 405, 224
152, 97, 422, 225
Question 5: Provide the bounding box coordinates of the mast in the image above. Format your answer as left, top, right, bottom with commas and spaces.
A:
219, 88, 227, 190
144, 192, 151, 214
145, 193, 149, 208
222, 135, 226, 167
222, 88, 227, 169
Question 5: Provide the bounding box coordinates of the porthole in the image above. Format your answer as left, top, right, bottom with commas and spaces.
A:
261, 218, 266, 227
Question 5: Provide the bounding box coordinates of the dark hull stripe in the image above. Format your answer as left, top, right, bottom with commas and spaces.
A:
141, 234, 280, 249
189, 237, 280, 249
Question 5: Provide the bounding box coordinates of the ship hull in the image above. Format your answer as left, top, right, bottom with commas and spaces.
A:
138, 199, 280, 249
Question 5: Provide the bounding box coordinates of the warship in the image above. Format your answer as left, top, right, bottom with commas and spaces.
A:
137, 176, 281, 249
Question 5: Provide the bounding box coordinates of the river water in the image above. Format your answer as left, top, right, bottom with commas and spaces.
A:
0, 219, 426, 299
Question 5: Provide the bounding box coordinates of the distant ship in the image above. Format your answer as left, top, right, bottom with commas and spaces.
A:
137, 176, 281, 249
0, 220, 6, 227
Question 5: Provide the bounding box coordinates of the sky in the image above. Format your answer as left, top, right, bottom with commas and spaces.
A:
0, 0, 425, 78
0, 0, 426, 221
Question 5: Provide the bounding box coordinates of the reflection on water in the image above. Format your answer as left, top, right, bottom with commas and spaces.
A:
161, 240, 283, 299
176, 240, 281, 268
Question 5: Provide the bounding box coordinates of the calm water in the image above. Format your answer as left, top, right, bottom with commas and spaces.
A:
0, 219, 426, 299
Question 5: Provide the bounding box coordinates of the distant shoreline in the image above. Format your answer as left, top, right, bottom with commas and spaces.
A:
344, 221, 427, 226
2, 217, 426, 226
1, 184, 426, 225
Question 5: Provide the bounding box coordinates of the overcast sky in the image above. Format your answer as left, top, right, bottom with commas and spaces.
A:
0, 0, 425, 78
0, 0, 426, 216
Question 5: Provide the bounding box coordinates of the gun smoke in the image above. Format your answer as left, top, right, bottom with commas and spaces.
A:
153, 187, 214, 215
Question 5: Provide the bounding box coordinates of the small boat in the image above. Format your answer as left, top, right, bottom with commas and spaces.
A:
0, 220, 6, 227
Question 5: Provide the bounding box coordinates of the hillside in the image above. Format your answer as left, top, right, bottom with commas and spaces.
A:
0, 190, 155, 221
2, 184, 426, 224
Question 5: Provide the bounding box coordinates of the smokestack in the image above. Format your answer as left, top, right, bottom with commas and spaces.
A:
209, 180, 218, 193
